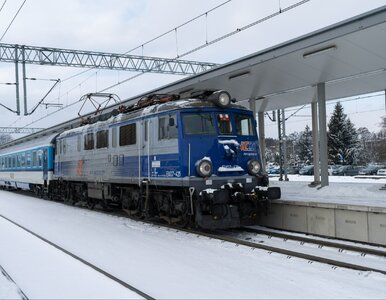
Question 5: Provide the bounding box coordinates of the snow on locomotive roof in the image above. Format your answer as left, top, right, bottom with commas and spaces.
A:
0, 132, 58, 154
58, 98, 250, 139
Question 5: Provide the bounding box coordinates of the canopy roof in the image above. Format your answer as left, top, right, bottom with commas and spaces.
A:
3, 6, 386, 148
152, 5, 386, 111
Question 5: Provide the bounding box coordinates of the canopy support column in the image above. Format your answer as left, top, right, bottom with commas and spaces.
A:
311, 101, 320, 185
258, 111, 266, 172
317, 82, 329, 187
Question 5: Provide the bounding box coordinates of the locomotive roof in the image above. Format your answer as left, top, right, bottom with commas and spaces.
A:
0, 132, 58, 154
140, 97, 249, 115
58, 98, 250, 139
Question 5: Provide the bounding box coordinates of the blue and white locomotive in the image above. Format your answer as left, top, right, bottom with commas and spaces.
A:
0, 90, 280, 229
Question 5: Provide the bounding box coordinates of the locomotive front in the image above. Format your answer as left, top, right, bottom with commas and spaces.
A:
177, 91, 280, 229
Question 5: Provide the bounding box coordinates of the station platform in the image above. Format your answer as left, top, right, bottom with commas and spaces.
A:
259, 176, 386, 246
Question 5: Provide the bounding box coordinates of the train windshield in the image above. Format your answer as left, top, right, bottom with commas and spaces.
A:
217, 113, 232, 135
235, 114, 255, 136
183, 113, 216, 135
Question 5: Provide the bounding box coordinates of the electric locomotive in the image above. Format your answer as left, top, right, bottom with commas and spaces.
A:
0, 90, 280, 229
50, 90, 280, 229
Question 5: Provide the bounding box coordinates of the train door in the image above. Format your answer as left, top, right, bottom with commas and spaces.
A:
142, 119, 151, 180
43, 148, 48, 186
56, 140, 61, 176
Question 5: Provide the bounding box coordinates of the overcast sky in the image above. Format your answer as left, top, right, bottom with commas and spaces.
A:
0, 0, 385, 138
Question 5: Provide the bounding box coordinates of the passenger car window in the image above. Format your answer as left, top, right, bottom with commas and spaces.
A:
33, 152, 37, 167
235, 114, 255, 136
26, 153, 31, 167
183, 113, 215, 135
119, 123, 136, 146
37, 151, 43, 167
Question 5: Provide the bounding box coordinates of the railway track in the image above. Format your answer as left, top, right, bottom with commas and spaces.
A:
240, 227, 386, 257
4, 189, 386, 277
0, 264, 28, 300
0, 214, 154, 300
214, 226, 386, 275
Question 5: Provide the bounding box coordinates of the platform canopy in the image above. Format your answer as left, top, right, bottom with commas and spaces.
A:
151, 5, 386, 111
3, 5, 386, 149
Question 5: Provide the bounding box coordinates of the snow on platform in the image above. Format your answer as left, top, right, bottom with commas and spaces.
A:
1, 191, 386, 299
270, 175, 386, 208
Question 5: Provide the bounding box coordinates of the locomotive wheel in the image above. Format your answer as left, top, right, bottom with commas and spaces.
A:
174, 213, 191, 228
86, 197, 96, 209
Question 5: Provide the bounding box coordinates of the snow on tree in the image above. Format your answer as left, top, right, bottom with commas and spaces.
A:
357, 127, 375, 164
296, 125, 313, 163
327, 102, 359, 165
375, 116, 386, 163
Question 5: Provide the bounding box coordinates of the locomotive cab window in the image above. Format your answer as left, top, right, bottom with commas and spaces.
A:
217, 113, 232, 135
235, 114, 255, 136
84, 133, 95, 150
96, 130, 109, 149
183, 113, 215, 135
119, 123, 136, 146
77, 136, 81, 151
111, 127, 117, 148
159, 115, 177, 140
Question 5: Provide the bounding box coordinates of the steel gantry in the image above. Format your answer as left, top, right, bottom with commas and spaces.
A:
0, 43, 218, 116
0, 127, 44, 134
0, 43, 217, 74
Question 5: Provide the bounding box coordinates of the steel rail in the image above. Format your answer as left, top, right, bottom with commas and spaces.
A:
0, 264, 28, 300
200, 229, 386, 275
0, 214, 155, 300
239, 227, 386, 257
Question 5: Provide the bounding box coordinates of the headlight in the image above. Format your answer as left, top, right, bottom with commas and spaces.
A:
247, 159, 261, 175
196, 159, 213, 178
207, 90, 231, 108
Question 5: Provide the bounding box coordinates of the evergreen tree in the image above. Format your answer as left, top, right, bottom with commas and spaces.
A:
344, 118, 360, 164
328, 102, 359, 165
296, 125, 313, 163
357, 127, 374, 164
375, 116, 386, 163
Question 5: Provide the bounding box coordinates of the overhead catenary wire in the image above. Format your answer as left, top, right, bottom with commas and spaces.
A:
0, 0, 27, 41
30, 0, 233, 117
16, 0, 309, 129
99, 0, 310, 93
60, 0, 232, 84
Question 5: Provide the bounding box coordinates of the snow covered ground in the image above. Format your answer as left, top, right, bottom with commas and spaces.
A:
1, 186, 386, 299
